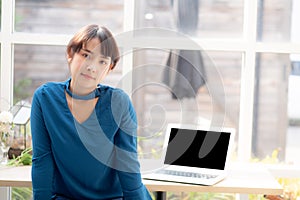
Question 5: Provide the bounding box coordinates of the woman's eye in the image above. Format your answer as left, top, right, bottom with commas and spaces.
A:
82, 53, 89, 58
99, 60, 107, 65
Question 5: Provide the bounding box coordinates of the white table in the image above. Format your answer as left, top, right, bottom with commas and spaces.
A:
0, 162, 283, 200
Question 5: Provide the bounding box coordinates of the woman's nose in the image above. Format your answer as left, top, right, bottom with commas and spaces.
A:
86, 65, 96, 72
85, 58, 98, 72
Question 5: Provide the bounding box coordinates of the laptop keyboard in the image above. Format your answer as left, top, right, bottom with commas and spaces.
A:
157, 169, 218, 179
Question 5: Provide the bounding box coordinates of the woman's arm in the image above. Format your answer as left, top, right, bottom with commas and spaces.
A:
112, 90, 152, 199
114, 129, 152, 200
31, 89, 55, 200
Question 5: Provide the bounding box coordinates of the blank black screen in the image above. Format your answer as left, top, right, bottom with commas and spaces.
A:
164, 128, 231, 170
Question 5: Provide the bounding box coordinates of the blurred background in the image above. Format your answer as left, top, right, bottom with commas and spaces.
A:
0, 0, 300, 198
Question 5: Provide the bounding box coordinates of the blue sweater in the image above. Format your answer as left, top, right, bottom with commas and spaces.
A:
31, 79, 152, 200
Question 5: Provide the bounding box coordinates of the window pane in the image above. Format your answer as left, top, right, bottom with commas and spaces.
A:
258, 0, 293, 42
131, 49, 241, 159
13, 45, 123, 103
138, 0, 244, 38
14, 45, 68, 103
15, 0, 124, 34
287, 54, 300, 164
290, 0, 300, 44
253, 53, 300, 164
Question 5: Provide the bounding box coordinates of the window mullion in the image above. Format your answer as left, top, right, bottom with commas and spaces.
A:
121, 0, 136, 95
0, 0, 14, 110
238, 0, 258, 162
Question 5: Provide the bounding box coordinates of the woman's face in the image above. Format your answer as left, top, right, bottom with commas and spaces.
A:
68, 37, 112, 92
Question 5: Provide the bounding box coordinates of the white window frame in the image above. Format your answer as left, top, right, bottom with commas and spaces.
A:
1, 0, 300, 182
125, 0, 300, 163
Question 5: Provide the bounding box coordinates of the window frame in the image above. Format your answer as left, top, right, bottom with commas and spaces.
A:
1, 0, 300, 168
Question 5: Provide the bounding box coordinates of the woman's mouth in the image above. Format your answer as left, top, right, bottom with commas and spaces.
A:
81, 73, 96, 80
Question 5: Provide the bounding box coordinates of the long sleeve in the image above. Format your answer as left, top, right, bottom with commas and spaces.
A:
112, 90, 152, 200
30, 81, 152, 199
31, 89, 55, 200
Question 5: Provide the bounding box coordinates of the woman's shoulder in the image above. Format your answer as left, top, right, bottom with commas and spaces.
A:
101, 85, 129, 98
33, 81, 65, 96
100, 85, 132, 108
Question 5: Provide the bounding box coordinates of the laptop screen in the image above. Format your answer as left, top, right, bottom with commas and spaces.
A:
164, 128, 231, 170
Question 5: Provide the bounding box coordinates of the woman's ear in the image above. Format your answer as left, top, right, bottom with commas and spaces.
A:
67, 57, 72, 64
109, 62, 115, 71
66, 50, 74, 64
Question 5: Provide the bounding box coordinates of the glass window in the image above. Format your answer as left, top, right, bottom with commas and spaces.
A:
258, 0, 293, 42
131, 48, 242, 159
291, 0, 300, 44
138, 0, 244, 38
14, 45, 68, 103
13, 44, 123, 103
287, 54, 300, 164
15, 0, 124, 34
252, 53, 300, 164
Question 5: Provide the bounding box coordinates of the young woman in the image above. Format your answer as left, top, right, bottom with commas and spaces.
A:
31, 24, 152, 200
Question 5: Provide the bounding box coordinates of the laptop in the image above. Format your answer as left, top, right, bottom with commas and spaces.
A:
142, 123, 235, 185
